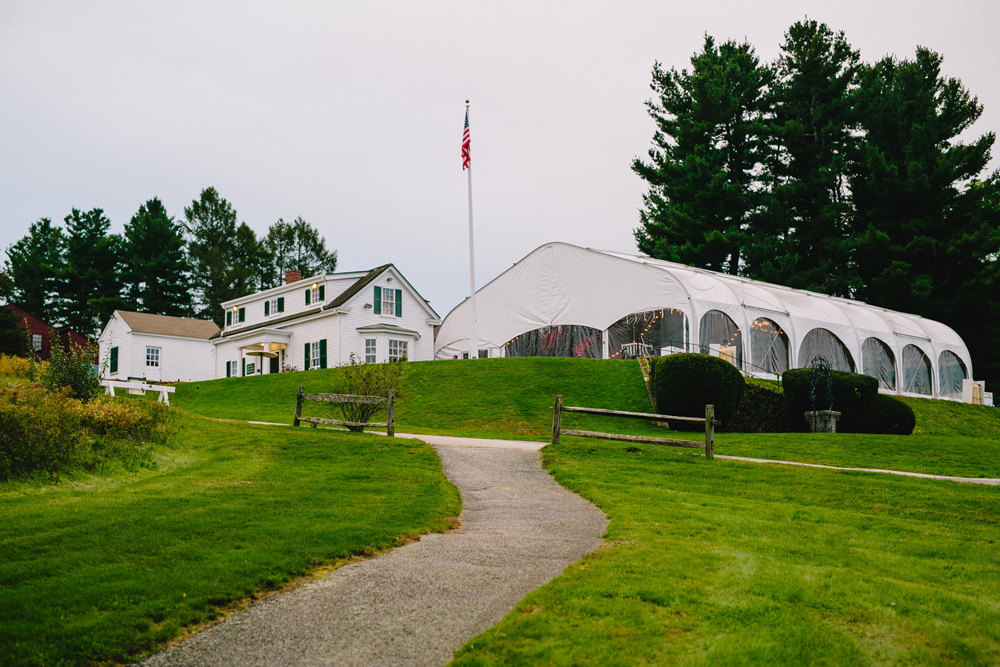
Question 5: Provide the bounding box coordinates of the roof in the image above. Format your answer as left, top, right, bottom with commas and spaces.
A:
117, 311, 220, 339
328, 265, 391, 309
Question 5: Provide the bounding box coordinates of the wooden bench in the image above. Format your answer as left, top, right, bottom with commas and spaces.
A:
293, 387, 395, 437
551, 395, 718, 459
101, 380, 176, 405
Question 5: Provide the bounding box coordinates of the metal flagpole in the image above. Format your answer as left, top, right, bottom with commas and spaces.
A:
464, 100, 478, 360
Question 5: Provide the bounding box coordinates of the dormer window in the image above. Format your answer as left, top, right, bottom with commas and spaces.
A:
264, 297, 285, 317
226, 307, 245, 327
304, 282, 325, 305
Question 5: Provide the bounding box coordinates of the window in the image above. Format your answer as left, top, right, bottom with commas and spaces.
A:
305, 284, 325, 305
311, 341, 321, 368
32, 333, 43, 350
264, 297, 285, 317
227, 360, 238, 378
146, 347, 160, 368
382, 288, 395, 316
365, 338, 377, 364
373, 286, 402, 317
388, 339, 407, 362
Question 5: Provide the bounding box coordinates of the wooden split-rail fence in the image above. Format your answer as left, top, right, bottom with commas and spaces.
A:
551, 395, 717, 459
293, 386, 395, 437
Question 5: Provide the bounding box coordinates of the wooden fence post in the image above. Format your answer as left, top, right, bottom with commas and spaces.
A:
552, 395, 563, 444
386, 390, 395, 437
294, 386, 304, 427
705, 404, 715, 460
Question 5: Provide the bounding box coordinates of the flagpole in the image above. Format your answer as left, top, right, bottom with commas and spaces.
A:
465, 100, 478, 360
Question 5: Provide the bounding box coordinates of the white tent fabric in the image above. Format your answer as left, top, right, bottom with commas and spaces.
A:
435, 242, 974, 400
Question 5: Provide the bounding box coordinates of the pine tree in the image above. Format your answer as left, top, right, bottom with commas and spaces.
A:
123, 198, 193, 317
231, 222, 270, 296
263, 216, 338, 287
851, 47, 1000, 384
761, 20, 861, 296
59, 209, 125, 336
2, 218, 64, 322
633, 35, 772, 274
184, 187, 241, 325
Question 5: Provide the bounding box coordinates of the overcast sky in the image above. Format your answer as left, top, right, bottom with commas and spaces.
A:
2, 1, 998, 319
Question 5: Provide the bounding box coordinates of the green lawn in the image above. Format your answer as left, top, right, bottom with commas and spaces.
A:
451, 441, 1000, 666
0, 413, 458, 666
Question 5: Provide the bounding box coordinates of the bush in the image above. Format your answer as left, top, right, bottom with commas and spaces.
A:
0, 353, 38, 379
783, 368, 890, 433
855, 393, 916, 435
726, 380, 790, 433
649, 353, 744, 430
42, 336, 100, 402
325, 354, 405, 432
0, 384, 170, 481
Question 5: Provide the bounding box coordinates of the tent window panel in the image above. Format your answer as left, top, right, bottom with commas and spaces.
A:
749, 318, 789, 375
798, 328, 855, 372
902, 344, 933, 395
938, 351, 967, 398
862, 337, 896, 390
607, 308, 688, 360
505, 325, 603, 359
699, 310, 742, 369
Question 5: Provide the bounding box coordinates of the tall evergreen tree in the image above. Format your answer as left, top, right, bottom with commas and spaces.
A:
633, 36, 772, 274
231, 222, 270, 296
263, 216, 338, 287
59, 208, 126, 336
851, 48, 1000, 384
2, 218, 64, 322
184, 187, 241, 325
123, 198, 193, 317
760, 20, 861, 296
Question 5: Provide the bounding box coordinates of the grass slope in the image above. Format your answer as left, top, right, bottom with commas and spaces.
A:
175, 358, 1000, 478
451, 442, 1000, 666
0, 413, 458, 666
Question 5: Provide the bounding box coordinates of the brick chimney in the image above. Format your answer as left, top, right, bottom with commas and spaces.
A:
285, 270, 302, 284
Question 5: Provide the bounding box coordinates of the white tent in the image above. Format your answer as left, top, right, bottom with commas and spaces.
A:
435, 242, 974, 401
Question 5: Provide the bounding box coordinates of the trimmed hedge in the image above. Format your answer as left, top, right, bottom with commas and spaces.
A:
726, 380, 789, 433
783, 368, 904, 433
650, 353, 744, 430
856, 393, 916, 435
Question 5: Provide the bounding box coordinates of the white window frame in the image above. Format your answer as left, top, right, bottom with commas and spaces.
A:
311, 285, 322, 303
146, 346, 160, 368
388, 339, 407, 362
267, 297, 279, 317
382, 288, 395, 316
32, 333, 43, 350
229, 360, 239, 377
365, 338, 377, 364
310, 341, 321, 369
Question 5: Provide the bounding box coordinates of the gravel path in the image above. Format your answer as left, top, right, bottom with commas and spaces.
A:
143, 435, 607, 667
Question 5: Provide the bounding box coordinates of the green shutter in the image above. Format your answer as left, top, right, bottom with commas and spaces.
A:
239, 307, 245, 323
304, 342, 311, 370
395, 289, 402, 317
305, 288, 311, 305
374, 286, 381, 314
277, 297, 284, 312
226, 311, 232, 326
318, 285, 325, 301
242, 358, 246, 377
110, 346, 118, 374
226, 362, 231, 378
264, 300, 270, 316
319, 339, 327, 369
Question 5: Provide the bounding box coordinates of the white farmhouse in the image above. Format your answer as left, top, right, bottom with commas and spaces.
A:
98, 311, 220, 382
213, 265, 440, 377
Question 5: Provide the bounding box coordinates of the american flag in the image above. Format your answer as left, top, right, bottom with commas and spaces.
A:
461, 108, 471, 170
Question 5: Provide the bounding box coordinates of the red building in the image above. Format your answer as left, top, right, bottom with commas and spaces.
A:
2, 304, 92, 361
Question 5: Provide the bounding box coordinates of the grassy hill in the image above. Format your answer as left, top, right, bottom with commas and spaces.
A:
174, 357, 1000, 478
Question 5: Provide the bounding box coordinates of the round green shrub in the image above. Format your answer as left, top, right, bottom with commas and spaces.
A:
726, 380, 789, 433
855, 393, 916, 435
783, 368, 878, 432
649, 353, 744, 429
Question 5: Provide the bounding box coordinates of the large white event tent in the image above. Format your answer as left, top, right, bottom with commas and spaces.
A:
435, 242, 976, 401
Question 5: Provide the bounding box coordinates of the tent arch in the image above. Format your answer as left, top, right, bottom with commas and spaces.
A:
798, 327, 856, 372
